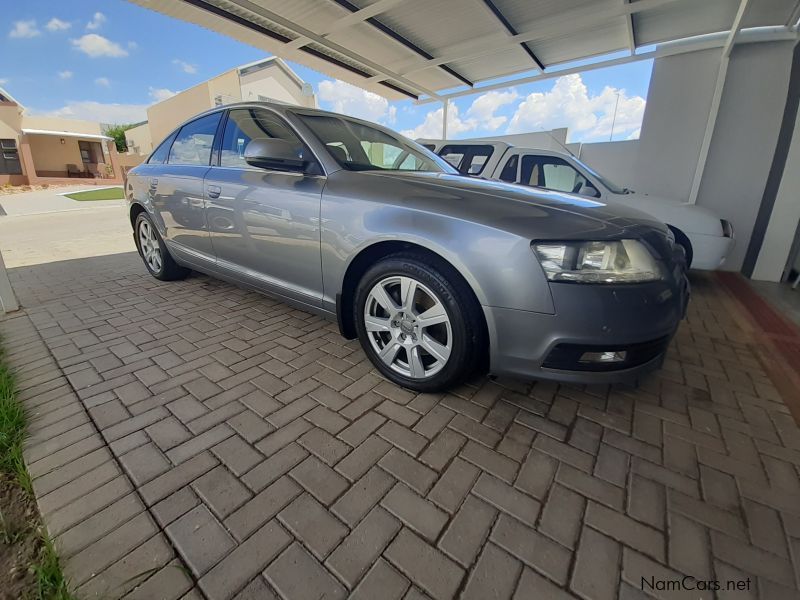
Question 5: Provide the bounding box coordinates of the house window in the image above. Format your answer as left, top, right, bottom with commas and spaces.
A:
0, 139, 22, 175
79, 141, 92, 164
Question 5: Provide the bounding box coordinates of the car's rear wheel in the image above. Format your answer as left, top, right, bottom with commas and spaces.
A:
354, 252, 484, 392
135, 213, 189, 281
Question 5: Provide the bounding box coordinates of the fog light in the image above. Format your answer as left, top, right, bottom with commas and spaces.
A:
579, 350, 627, 364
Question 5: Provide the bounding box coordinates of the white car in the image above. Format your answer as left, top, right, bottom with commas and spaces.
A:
418, 140, 734, 270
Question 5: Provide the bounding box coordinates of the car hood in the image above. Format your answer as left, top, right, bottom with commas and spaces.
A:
618, 191, 724, 236
355, 171, 669, 241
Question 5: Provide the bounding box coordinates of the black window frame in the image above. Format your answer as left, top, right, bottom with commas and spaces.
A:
214, 107, 321, 175
520, 154, 588, 194
166, 111, 224, 167
499, 154, 519, 183
0, 138, 22, 175
438, 144, 494, 176
147, 131, 178, 165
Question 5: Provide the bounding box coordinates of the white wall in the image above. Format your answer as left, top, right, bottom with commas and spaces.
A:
577, 140, 641, 190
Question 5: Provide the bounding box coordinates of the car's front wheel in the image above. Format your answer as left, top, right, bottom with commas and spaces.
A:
135, 212, 189, 281
354, 252, 484, 392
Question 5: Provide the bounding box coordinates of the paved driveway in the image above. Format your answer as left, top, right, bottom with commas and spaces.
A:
1, 251, 799, 600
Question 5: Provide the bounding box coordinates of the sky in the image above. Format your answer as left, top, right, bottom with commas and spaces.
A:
1, 0, 654, 143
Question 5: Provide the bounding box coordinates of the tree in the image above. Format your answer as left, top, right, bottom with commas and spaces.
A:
103, 123, 136, 152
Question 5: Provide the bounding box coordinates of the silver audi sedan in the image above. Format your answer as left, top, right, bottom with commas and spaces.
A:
127, 102, 689, 392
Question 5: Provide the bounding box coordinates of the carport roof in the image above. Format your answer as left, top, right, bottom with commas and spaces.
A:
129, 0, 800, 101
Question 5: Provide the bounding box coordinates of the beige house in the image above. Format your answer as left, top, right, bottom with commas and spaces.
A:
0, 87, 122, 186
128, 56, 316, 156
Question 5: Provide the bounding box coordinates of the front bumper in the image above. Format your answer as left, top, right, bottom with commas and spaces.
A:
485, 272, 689, 384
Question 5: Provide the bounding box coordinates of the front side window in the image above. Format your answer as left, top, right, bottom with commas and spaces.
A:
438, 144, 494, 175
168, 112, 222, 166
297, 114, 453, 173
520, 155, 588, 194
0, 139, 21, 175
220, 108, 307, 169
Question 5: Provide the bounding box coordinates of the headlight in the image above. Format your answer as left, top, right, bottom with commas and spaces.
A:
532, 240, 664, 283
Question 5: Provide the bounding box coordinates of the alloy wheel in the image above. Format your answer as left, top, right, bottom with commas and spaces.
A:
138, 219, 163, 274
364, 275, 452, 379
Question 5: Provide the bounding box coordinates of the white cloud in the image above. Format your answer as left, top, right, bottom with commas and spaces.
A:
86, 12, 106, 31
95, 77, 110, 87
149, 87, 177, 102
71, 34, 128, 58
9, 20, 41, 39
46, 18, 71, 32
172, 59, 197, 74
401, 90, 518, 139
58, 70, 73, 80
507, 74, 646, 142
318, 79, 395, 124
626, 128, 641, 141
0, 78, 8, 86
33, 101, 148, 124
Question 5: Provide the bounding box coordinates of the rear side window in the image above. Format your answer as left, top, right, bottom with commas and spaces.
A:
499, 155, 518, 182
168, 112, 222, 166
147, 132, 177, 165
438, 144, 493, 175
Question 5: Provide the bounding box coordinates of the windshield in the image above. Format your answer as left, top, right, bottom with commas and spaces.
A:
572, 157, 628, 194
296, 113, 457, 174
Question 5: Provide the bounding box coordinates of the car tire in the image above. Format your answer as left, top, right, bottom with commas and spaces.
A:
134, 212, 189, 281
354, 252, 485, 392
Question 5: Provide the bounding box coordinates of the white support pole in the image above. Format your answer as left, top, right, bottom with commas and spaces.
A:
442, 99, 449, 139
0, 250, 19, 314
687, 0, 751, 204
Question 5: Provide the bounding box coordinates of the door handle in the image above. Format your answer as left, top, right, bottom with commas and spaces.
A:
206, 185, 221, 199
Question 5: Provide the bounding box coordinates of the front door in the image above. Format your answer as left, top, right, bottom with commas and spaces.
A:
203, 107, 325, 306
152, 112, 222, 263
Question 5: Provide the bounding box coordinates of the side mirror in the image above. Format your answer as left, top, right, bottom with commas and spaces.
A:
578, 184, 600, 198
244, 138, 307, 172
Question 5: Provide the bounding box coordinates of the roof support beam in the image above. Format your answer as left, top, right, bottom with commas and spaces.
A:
624, 0, 636, 55
282, 0, 403, 51
415, 24, 795, 104
366, 0, 681, 85
479, 0, 545, 70
328, 0, 473, 87
788, 1, 800, 28
688, 0, 751, 204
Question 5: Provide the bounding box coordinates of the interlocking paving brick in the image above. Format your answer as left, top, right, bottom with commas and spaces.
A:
438, 495, 496, 568
379, 447, 437, 495
335, 434, 390, 481
225, 475, 301, 542
539, 483, 586, 549
242, 442, 308, 492
299, 427, 351, 465
472, 472, 541, 527
326, 506, 401, 588
491, 513, 571, 586
350, 558, 410, 600
290, 455, 349, 505
56, 492, 144, 558
192, 465, 252, 519
460, 542, 521, 600
332, 465, 394, 527
571, 526, 620, 600
139, 452, 218, 506
152, 486, 201, 528
212, 435, 264, 476
199, 520, 291, 600
278, 493, 348, 559
166, 504, 235, 577
385, 528, 465, 600
267, 542, 346, 600
166, 424, 235, 465
585, 500, 665, 562
381, 482, 448, 542
428, 456, 480, 514
668, 512, 712, 580
119, 442, 170, 486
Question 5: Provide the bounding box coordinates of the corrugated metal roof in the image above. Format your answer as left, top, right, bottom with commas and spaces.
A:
127, 0, 800, 100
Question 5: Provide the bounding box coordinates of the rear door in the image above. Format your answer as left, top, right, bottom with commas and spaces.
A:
153, 112, 223, 265
202, 107, 325, 306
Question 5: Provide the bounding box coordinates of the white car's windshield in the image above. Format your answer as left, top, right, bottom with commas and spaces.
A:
297, 113, 456, 174
573, 157, 629, 194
